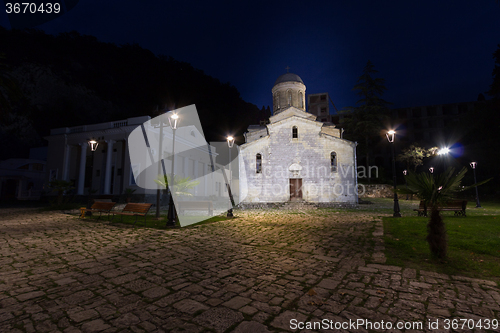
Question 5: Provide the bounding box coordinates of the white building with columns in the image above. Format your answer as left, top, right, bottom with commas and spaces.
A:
44, 115, 230, 200
239, 72, 358, 204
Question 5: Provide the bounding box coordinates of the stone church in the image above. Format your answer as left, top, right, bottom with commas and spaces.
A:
238, 72, 358, 204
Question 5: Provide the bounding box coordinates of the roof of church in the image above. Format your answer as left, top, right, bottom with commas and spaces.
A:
274, 72, 304, 86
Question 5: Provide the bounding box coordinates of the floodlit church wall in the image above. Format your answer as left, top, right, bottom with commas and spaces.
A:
320, 126, 341, 138
245, 128, 268, 143
239, 117, 357, 203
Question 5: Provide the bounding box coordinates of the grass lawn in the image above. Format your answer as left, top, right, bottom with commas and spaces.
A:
82, 211, 231, 229
383, 200, 500, 284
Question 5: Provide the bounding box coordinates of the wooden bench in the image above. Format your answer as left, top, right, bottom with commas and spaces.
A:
414, 200, 467, 217
113, 203, 153, 226
80, 202, 116, 220
177, 201, 214, 216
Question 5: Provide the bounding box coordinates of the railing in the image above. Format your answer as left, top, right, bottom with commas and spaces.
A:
69, 126, 85, 133
18, 190, 42, 200
113, 121, 128, 128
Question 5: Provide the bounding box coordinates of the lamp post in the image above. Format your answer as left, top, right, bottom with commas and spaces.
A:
226, 136, 235, 217
153, 114, 168, 220
403, 169, 408, 200
86, 139, 99, 215
386, 130, 401, 217
167, 112, 179, 227
437, 147, 450, 171
429, 167, 434, 174
470, 162, 482, 208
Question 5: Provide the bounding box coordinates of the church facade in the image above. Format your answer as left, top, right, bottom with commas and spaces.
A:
238, 72, 358, 204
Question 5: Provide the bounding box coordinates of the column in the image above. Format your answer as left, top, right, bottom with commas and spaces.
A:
103, 140, 114, 194
62, 144, 71, 181
194, 161, 199, 195
203, 162, 208, 196
77, 143, 87, 195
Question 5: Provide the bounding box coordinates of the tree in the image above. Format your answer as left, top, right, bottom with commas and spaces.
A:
0, 53, 22, 119
341, 61, 390, 182
398, 168, 490, 259
154, 175, 200, 197
488, 44, 500, 99
397, 144, 437, 172
48, 180, 74, 205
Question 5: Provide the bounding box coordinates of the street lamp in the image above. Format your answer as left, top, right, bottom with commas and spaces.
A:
437, 147, 450, 155
226, 136, 235, 217
403, 169, 408, 200
470, 162, 482, 208
86, 139, 99, 215
167, 112, 179, 227
437, 147, 450, 171
429, 167, 434, 173
152, 114, 168, 220
386, 130, 401, 217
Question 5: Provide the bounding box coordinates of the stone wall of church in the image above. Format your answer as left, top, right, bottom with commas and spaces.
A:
239, 117, 357, 203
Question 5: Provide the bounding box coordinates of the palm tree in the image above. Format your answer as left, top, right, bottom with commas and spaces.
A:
154, 175, 200, 197
48, 180, 75, 205
398, 167, 489, 259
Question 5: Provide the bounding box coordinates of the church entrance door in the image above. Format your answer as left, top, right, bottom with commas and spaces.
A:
289, 178, 302, 201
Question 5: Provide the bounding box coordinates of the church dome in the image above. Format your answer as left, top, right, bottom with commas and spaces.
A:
272, 71, 306, 114
274, 73, 304, 86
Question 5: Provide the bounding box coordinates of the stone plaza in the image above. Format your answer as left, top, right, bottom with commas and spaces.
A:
0, 207, 499, 332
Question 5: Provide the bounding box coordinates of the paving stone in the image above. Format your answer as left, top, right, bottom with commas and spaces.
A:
232, 320, 272, 333
142, 286, 169, 299
68, 309, 99, 323
81, 319, 110, 332
0, 208, 498, 333
111, 312, 140, 328
193, 307, 243, 333
270, 310, 307, 331
15, 291, 45, 301
317, 279, 340, 290
172, 299, 208, 314
222, 296, 252, 310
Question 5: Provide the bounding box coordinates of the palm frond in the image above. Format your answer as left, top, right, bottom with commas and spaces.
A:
396, 167, 491, 206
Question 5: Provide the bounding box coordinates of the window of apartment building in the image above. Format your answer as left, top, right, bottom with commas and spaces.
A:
427, 107, 437, 117
458, 104, 468, 114
320, 95, 326, 101
321, 107, 327, 114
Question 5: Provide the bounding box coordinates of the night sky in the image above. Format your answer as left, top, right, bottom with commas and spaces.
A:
1, 0, 499, 111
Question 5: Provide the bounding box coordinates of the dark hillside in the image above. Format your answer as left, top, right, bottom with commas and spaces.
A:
0, 28, 269, 157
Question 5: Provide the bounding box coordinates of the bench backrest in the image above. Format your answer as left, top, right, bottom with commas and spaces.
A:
420, 200, 467, 209
122, 203, 153, 214
91, 202, 116, 210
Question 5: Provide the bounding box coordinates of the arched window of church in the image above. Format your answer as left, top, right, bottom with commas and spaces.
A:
292, 126, 298, 139
274, 93, 280, 110
287, 90, 292, 106
256, 154, 262, 173
331, 152, 337, 172
299, 92, 304, 108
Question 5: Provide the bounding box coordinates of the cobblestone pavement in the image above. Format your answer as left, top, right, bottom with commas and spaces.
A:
0, 208, 499, 332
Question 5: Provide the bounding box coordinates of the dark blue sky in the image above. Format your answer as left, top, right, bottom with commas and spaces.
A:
1, 0, 499, 111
